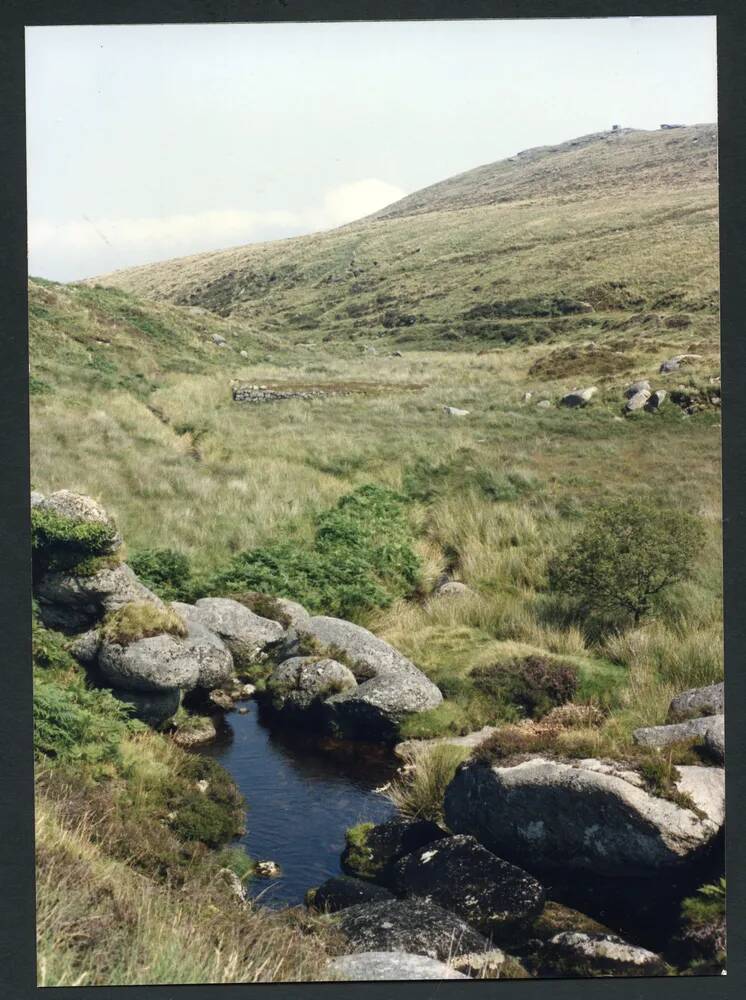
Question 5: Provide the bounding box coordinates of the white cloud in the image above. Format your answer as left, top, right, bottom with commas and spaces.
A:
27, 178, 406, 280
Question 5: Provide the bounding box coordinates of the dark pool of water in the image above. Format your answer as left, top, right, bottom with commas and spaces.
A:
198, 702, 399, 906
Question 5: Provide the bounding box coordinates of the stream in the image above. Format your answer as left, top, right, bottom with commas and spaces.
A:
198, 700, 399, 906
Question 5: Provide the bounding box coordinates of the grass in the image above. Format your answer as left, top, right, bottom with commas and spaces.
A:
386, 743, 470, 823
30, 123, 723, 983
101, 601, 187, 646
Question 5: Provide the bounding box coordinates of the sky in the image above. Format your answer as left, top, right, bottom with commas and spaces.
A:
26, 17, 718, 282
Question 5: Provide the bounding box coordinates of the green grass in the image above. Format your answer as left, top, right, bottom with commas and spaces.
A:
101, 601, 187, 646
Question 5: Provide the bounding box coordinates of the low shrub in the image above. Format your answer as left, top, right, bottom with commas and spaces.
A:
34, 675, 137, 766
101, 601, 187, 646
129, 548, 195, 602
679, 878, 726, 972
32, 507, 118, 577
166, 755, 245, 849
32, 610, 76, 674
207, 485, 421, 620
471, 655, 579, 719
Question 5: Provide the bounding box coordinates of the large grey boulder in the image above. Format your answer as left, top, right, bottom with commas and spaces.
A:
172, 598, 283, 664
327, 951, 467, 981
391, 834, 545, 941
97, 622, 233, 694
668, 682, 724, 722
36, 562, 163, 632
632, 714, 722, 749
333, 898, 491, 961
276, 617, 442, 740
560, 387, 597, 408
30, 490, 45, 508
267, 657, 357, 716
34, 490, 122, 550
434, 581, 476, 599
444, 757, 724, 877
540, 932, 667, 977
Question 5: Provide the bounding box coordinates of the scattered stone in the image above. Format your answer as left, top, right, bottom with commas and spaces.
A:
239, 350, 249, 359
237, 706, 249, 715
443, 406, 470, 416
624, 389, 651, 413
450, 949, 529, 979
341, 818, 449, 884
173, 598, 283, 665
523, 392, 533, 402
196, 779, 209, 794
310, 876, 395, 913
333, 898, 491, 962
624, 380, 651, 398
541, 932, 667, 977
391, 834, 545, 941
30, 490, 45, 507
645, 389, 667, 411
327, 951, 467, 981
171, 714, 218, 747
659, 354, 701, 374
536, 399, 552, 409
668, 682, 724, 722
211, 334, 227, 346
238, 683, 256, 700
560, 387, 597, 407
434, 581, 476, 599
254, 860, 281, 878
394, 725, 500, 760
209, 689, 235, 712
444, 756, 724, 876
632, 714, 722, 749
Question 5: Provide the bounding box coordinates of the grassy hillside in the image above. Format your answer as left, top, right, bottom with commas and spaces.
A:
86, 125, 719, 352
30, 125, 723, 982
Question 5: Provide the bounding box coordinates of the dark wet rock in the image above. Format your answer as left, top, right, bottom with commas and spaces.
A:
111, 686, 181, 727
333, 898, 491, 961
172, 598, 283, 665
310, 875, 395, 913
624, 389, 651, 413
326, 951, 467, 980
341, 818, 449, 884
444, 757, 724, 877
645, 389, 667, 411
633, 714, 722, 749
391, 834, 545, 941
560, 387, 597, 407
540, 932, 668, 977
668, 682, 724, 722
37, 562, 164, 632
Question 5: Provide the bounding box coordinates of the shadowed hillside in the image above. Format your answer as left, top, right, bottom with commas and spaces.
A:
85, 125, 719, 352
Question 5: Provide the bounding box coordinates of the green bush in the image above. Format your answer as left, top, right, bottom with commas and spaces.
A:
32, 507, 117, 577
207, 485, 421, 619
34, 675, 137, 765
167, 756, 245, 848
471, 655, 579, 719
548, 498, 705, 628
129, 548, 194, 602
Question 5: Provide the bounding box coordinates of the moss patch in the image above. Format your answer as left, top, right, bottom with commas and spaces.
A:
101, 602, 187, 647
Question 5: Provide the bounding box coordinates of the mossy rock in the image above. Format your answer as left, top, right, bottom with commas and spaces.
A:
101, 601, 187, 647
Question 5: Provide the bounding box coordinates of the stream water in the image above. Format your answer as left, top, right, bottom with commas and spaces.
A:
198, 701, 399, 906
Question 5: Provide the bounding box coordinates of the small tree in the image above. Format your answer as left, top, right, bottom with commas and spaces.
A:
548, 498, 705, 626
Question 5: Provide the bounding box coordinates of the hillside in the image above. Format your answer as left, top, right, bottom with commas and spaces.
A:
86, 125, 719, 351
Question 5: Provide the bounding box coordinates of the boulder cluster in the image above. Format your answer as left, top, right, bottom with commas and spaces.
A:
33, 490, 441, 738
312, 681, 725, 979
